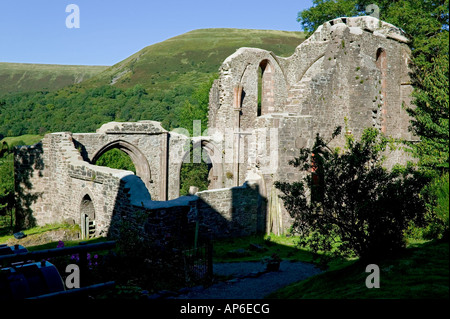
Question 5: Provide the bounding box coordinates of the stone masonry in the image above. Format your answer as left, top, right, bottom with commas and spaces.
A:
207, 16, 415, 234
14, 16, 416, 239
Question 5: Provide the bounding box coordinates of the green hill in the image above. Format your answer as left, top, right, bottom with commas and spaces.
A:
0, 28, 305, 138
84, 28, 305, 92
0, 63, 108, 95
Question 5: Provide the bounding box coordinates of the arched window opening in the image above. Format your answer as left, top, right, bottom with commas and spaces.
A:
80, 195, 96, 239
91, 140, 152, 193
257, 60, 274, 117
95, 148, 136, 173
257, 64, 264, 116
179, 143, 212, 196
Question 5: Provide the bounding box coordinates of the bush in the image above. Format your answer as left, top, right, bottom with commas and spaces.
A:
422, 173, 449, 240
0, 143, 14, 217
405, 173, 449, 241
275, 127, 429, 262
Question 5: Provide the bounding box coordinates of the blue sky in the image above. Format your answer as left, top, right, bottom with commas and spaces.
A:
0, 0, 313, 66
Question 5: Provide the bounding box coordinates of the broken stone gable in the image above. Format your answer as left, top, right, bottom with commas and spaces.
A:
14, 17, 416, 239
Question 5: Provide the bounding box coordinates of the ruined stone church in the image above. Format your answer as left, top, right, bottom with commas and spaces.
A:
14, 16, 415, 241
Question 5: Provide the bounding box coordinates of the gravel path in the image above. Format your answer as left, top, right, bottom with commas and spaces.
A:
175, 260, 322, 299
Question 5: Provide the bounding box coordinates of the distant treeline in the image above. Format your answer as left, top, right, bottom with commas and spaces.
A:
0, 78, 215, 211
0, 76, 215, 139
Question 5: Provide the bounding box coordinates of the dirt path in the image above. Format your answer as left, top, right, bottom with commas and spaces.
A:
175, 260, 322, 299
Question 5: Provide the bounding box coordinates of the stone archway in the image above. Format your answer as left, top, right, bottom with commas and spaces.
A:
80, 194, 95, 239
195, 140, 223, 190
90, 140, 152, 191
176, 139, 224, 197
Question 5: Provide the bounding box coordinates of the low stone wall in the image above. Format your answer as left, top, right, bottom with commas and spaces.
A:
113, 182, 265, 243
108, 203, 192, 248
193, 183, 264, 239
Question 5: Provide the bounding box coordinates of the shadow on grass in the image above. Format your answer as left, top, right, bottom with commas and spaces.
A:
266, 239, 449, 299
25, 236, 108, 252
212, 234, 319, 264
0, 224, 13, 238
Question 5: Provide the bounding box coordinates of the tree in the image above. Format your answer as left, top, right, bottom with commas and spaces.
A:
275, 127, 428, 262
420, 172, 449, 240
179, 143, 211, 196
0, 142, 15, 219
95, 149, 136, 173
297, 0, 359, 35
178, 76, 217, 135
407, 53, 449, 172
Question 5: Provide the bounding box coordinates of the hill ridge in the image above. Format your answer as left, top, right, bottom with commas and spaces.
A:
82, 28, 305, 91
0, 28, 305, 137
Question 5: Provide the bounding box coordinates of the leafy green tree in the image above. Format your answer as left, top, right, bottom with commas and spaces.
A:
407, 37, 449, 173
95, 149, 136, 173
297, 0, 359, 35
275, 127, 428, 262
421, 173, 450, 240
178, 76, 217, 135
179, 161, 211, 196
0, 81, 201, 138
179, 143, 211, 196
0, 142, 14, 217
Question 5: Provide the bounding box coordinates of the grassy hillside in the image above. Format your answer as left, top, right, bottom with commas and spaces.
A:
0, 28, 305, 138
83, 28, 305, 91
0, 134, 43, 147
267, 240, 449, 299
0, 62, 108, 95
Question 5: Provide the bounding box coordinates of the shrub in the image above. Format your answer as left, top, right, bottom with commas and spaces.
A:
275, 127, 429, 262
422, 173, 449, 240
405, 173, 450, 241
0, 143, 14, 217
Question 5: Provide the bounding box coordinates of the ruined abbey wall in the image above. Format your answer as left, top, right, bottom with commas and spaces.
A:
14, 16, 417, 239
14, 132, 136, 236
14, 121, 262, 240
207, 16, 415, 234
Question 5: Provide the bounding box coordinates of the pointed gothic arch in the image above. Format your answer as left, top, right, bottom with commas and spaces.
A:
91, 140, 152, 192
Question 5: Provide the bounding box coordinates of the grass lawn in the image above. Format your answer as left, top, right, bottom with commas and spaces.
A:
266, 239, 449, 299
0, 222, 106, 251
212, 233, 316, 263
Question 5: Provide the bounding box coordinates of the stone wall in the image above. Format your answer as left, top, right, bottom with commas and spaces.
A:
14, 16, 417, 240
72, 121, 171, 201
207, 16, 416, 235
192, 182, 264, 239
14, 132, 136, 236
14, 125, 265, 241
